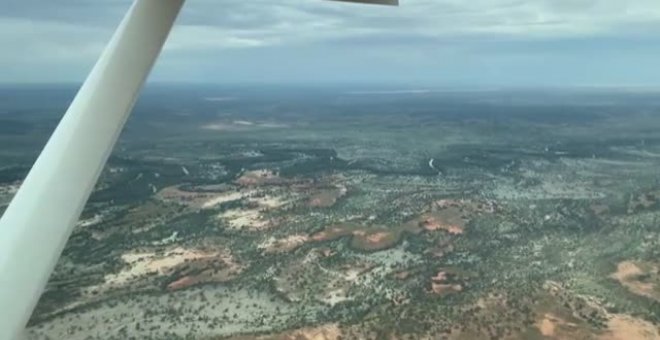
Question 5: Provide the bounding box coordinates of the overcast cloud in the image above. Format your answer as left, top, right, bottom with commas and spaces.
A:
2, 0, 660, 86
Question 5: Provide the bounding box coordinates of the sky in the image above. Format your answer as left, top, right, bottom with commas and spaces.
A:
2, 0, 660, 87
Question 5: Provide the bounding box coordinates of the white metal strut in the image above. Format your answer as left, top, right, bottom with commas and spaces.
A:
0, 1, 184, 338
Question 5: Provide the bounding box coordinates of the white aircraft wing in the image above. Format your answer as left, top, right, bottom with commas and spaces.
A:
331, 0, 399, 5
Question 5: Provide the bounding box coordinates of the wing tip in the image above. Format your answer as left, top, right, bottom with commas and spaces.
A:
327, 0, 399, 6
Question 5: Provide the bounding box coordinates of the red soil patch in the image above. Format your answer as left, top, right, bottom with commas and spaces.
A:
429, 270, 464, 296
307, 185, 347, 208
366, 231, 391, 243
311, 225, 400, 251
351, 230, 399, 251
166, 251, 244, 291
431, 283, 463, 295
311, 227, 352, 242
421, 215, 464, 234
408, 199, 496, 237
236, 169, 282, 186
167, 276, 196, 290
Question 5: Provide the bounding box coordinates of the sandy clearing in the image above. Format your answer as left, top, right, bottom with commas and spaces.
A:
544, 280, 660, 340
431, 283, 463, 295
537, 313, 567, 337
201, 191, 246, 208
216, 192, 289, 231
611, 261, 659, 301
103, 248, 216, 287
600, 314, 660, 340
219, 209, 270, 230
319, 289, 352, 307
534, 313, 583, 339
539, 315, 556, 336
259, 324, 342, 340
258, 234, 310, 254
76, 214, 103, 228
252, 194, 288, 209
236, 169, 280, 186
343, 268, 367, 282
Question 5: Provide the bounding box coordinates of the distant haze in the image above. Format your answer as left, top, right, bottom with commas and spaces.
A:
2, 0, 660, 87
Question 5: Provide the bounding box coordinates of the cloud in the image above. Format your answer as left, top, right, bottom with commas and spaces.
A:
1, 0, 660, 85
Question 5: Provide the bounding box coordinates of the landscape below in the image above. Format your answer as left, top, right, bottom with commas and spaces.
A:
1, 85, 659, 339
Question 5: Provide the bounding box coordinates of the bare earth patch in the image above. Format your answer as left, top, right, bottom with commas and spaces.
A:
307, 185, 347, 208
259, 234, 310, 254
538, 314, 556, 336
231, 324, 342, 340
535, 313, 582, 338
311, 225, 400, 251
102, 247, 214, 287
365, 231, 393, 244
420, 213, 465, 234
277, 324, 343, 340
311, 227, 353, 242
91, 247, 243, 293
429, 270, 463, 296
201, 191, 249, 209
236, 169, 282, 186
600, 314, 660, 340
166, 250, 243, 291
219, 208, 272, 231
351, 229, 400, 251
610, 260, 660, 302
542, 280, 660, 340
216, 193, 289, 231
157, 185, 254, 209
408, 199, 497, 235
253, 194, 289, 209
